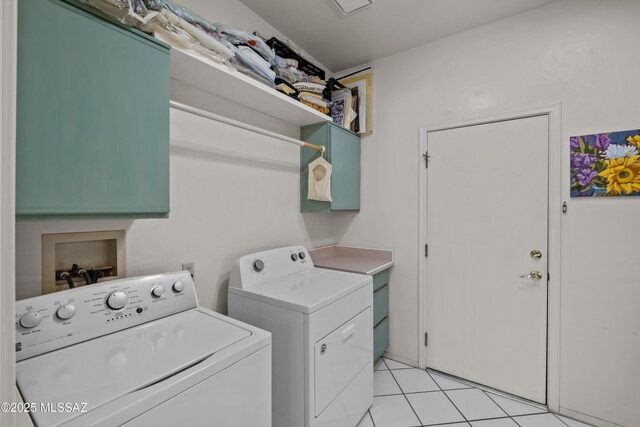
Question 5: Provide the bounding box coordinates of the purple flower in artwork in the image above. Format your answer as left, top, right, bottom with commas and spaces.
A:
593, 133, 611, 152
576, 169, 598, 187
570, 136, 580, 150
571, 153, 597, 170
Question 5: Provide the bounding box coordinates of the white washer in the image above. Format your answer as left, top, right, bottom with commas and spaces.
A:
228, 246, 373, 427
15, 271, 271, 427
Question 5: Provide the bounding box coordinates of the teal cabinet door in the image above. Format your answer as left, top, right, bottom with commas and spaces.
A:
374, 317, 390, 361
300, 122, 360, 212
17, 0, 170, 219
300, 123, 331, 213
372, 269, 391, 359
328, 125, 361, 210
373, 285, 389, 326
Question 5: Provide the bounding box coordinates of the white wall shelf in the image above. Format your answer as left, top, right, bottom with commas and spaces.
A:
170, 47, 331, 126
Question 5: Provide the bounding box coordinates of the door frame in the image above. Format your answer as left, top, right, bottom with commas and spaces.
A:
417, 105, 562, 411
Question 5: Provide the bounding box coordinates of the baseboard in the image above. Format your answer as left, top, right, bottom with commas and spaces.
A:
559, 407, 624, 427
381, 351, 418, 368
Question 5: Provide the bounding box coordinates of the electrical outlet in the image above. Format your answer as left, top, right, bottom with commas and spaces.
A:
182, 262, 195, 279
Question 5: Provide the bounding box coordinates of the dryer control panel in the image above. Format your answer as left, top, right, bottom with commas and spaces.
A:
15, 271, 197, 361
229, 246, 314, 289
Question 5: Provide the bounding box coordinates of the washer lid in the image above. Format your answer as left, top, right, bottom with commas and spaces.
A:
17, 309, 251, 427
228, 268, 371, 314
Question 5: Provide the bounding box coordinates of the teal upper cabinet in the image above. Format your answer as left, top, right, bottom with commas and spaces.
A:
300, 122, 361, 212
17, 0, 170, 219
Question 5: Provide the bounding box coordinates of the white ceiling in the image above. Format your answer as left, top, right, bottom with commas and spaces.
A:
238, 0, 559, 72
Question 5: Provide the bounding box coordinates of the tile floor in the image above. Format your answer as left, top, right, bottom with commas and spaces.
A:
357, 358, 594, 427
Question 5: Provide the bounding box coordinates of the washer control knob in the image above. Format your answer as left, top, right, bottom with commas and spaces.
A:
106, 291, 128, 310
56, 304, 76, 320
151, 285, 166, 298
298, 252, 306, 260
291, 253, 298, 261
253, 259, 264, 272
172, 281, 185, 293
19, 312, 42, 329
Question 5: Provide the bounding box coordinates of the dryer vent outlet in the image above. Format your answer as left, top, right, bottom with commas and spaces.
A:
182, 263, 195, 280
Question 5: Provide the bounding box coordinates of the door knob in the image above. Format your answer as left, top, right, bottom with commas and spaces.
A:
520, 271, 543, 280
530, 250, 542, 260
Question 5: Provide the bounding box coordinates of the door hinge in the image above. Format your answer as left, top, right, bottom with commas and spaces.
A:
425, 244, 428, 257
422, 151, 430, 168
547, 272, 550, 282
424, 332, 429, 347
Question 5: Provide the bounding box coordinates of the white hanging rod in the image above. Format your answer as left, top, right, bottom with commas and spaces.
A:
169, 100, 325, 153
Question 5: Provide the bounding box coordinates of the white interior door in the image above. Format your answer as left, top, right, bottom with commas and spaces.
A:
426, 115, 549, 403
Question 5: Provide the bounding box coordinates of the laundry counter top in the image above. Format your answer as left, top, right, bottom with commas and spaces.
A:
308, 245, 394, 276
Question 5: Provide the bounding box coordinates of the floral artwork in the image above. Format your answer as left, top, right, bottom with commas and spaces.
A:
570, 129, 640, 197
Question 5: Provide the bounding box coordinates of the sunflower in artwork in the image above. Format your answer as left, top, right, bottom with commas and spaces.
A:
571, 129, 640, 197
598, 154, 640, 195
627, 135, 640, 150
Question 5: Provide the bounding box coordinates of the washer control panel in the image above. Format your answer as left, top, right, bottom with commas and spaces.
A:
15, 271, 197, 361
229, 246, 313, 289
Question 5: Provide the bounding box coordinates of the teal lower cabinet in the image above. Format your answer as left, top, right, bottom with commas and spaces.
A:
373, 269, 390, 292
374, 317, 390, 361
373, 284, 389, 326
372, 269, 391, 360
17, 0, 170, 219
300, 122, 361, 212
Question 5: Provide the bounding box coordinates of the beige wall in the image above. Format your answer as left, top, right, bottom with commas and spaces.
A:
335, 1, 640, 425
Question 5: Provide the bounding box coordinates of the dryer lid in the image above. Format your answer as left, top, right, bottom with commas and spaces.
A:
17, 309, 251, 426
228, 268, 371, 314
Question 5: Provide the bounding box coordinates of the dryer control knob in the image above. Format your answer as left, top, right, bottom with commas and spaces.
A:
151, 285, 166, 298
298, 252, 306, 260
56, 304, 76, 320
19, 312, 42, 329
253, 259, 264, 272
291, 253, 298, 261
106, 291, 128, 311
172, 281, 185, 293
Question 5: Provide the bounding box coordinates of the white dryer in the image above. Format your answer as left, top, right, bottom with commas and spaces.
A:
15, 271, 271, 427
228, 246, 373, 427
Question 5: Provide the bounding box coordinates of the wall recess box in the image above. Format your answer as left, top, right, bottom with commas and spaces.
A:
42, 230, 126, 295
